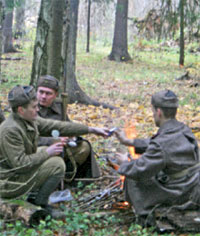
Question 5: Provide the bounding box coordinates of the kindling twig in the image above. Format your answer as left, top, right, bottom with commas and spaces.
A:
74, 179, 122, 210
74, 175, 119, 182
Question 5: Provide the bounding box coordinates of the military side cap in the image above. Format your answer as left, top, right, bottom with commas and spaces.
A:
151, 90, 179, 108
8, 85, 36, 108
37, 75, 59, 91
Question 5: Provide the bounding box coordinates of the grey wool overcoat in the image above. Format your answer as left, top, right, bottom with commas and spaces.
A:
118, 119, 200, 215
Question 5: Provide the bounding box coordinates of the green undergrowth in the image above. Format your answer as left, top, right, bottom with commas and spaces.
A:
76, 39, 199, 109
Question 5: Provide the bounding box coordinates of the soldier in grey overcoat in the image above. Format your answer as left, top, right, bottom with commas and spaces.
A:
0, 85, 109, 213
114, 90, 200, 223
36, 75, 101, 181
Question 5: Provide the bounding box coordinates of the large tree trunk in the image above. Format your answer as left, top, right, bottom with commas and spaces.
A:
14, 0, 26, 38
62, 0, 114, 109
108, 0, 131, 62
2, 0, 16, 53
30, 0, 65, 87
30, 0, 53, 87
47, 0, 64, 79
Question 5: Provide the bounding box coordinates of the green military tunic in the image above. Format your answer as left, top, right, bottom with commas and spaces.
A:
38, 100, 101, 179
0, 113, 89, 198
118, 119, 200, 216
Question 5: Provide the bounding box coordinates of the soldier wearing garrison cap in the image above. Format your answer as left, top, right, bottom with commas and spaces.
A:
151, 89, 179, 108
37, 75, 60, 91
0, 85, 109, 216
36, 75, 101, 183
113, 90, 200, 226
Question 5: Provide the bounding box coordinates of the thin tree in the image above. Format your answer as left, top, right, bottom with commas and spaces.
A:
86, 0, 91, 53
108, 0, 131, 62
179, 0, 185, 66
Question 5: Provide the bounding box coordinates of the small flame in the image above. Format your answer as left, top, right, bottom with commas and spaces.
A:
112, 201, 130, 210
124, 121, 140, 159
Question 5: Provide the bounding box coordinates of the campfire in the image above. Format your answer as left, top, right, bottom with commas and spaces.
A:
72, 121, 139, 212
124, 121, 139, 159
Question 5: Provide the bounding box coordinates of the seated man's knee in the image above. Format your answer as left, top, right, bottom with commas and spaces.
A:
74, 141, 91, 165
43, 156, 66, 177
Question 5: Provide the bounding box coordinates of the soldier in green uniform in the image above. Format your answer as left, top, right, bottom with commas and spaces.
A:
0, 85, 109, 213
114, 90, 200, 225
36, 75, 100, 182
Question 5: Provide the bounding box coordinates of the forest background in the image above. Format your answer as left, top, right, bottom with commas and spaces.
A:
0, 0, 200, 235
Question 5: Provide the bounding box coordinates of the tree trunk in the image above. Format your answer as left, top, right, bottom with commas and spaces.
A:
86, 0, 91, 53
30, 0, 53, 87
2, 0, 16, 53
0, 0, 3, 81
47, 0, 64, 79
179, 0, 185, 66
108, 0, 131, 62
62, 0, 114, 109
14, 0, 26, 38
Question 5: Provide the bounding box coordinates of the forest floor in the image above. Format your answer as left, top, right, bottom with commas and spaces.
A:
0, 38, 200, 235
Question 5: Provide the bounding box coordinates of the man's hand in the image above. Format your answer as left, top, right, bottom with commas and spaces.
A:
115, 129, 134, 146
46, 142, 65, 157
112, 152, 129, 165
59, 137, 69, 143
88, 127, 110, 137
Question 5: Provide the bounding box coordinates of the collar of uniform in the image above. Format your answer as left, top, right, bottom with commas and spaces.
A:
50, 100, 62, 115
157, 119, 183, 135
39, 101, 61, 115
12, 112, 35, 132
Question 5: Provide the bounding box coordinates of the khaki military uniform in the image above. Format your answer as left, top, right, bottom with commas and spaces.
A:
38, 100, 101, 180
118, 119, 200, 216
0, 113, 89, 198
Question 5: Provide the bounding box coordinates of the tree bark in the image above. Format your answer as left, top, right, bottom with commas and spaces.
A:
30, 0, 53, 87
2, 0, 16, 53
47, 0, 64, 79
108, 0, 131, 62
179, 0, 185, 66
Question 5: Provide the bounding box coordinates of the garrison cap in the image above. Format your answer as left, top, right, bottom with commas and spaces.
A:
151, 90, 179, 108
8, 85, 36, 108
37, 75, 59, 91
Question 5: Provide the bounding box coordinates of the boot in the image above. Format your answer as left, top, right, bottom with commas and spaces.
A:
34, 176, 66, 218
34, 176, 61, 207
